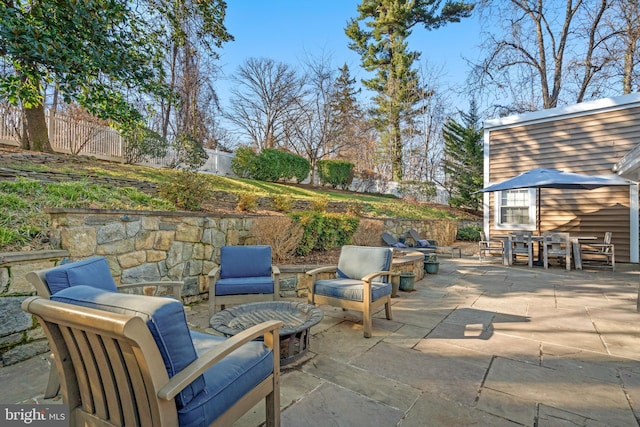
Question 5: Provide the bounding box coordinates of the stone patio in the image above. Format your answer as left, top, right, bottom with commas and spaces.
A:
3, 256, 640, 426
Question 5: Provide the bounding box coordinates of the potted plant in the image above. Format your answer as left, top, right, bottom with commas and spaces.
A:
398, 271, 416, 292
424, 253, 439, 274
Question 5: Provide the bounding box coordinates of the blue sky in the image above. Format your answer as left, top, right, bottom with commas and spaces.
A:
216, 1, 483, 113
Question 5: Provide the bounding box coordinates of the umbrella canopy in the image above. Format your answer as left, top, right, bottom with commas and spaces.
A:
478, 168, 632, 236
478, 168, 632, 193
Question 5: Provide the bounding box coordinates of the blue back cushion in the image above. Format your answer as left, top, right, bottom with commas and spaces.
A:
45, 256, 118, 295
51, 285, 204, 409
336, 246, 392, 281
220, 246, 272, 279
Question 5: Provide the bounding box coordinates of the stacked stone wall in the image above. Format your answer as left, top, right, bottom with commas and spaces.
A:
1, 209, 466, 366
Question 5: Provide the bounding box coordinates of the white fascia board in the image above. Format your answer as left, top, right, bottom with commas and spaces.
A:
484, 93, 640, 130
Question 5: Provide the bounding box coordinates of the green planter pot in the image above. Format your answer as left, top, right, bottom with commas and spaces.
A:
399, 272, 416, 291
424, 262, 439, 274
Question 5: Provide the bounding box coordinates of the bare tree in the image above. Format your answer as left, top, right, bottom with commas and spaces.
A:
474, 0, 583, 111
226, 58, 304, 150
473, 0, 640, 113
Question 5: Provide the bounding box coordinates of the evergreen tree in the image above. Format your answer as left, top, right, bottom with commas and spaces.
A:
442, 100, 483, 210
329, 64, 363, 158
345, 0, 473, 181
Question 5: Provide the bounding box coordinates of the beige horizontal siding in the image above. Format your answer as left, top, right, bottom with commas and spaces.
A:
487, 107, 639, 262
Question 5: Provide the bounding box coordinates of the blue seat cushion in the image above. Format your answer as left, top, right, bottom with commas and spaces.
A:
336, 245, 393, 283
314, 278, 392, 302
44, 256, 117, 295
180, 331, 274, 427
51, 285, 203, 409
215, 277, 274, 296
220, 245, 272, 279
417, 239, 434, 247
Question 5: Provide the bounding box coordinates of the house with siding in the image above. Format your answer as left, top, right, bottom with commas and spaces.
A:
483, 93, 640, 264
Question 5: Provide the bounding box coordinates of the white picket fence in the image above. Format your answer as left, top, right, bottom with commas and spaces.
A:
0, 105, 124, 161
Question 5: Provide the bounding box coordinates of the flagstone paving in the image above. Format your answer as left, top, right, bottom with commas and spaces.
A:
3, 256, 639, 426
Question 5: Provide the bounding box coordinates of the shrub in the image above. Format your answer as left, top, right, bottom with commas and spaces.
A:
291, 212, 359, 256
231, 146, 258, 178
350, 219, 384, 246
122, 126, 169, 164
317, 160, 354, 189
236, 192, 258, 212
272, 194, 293, 212
168, 133, 208, 170
397, 180, 437, 201
251, 216, 304, 263
158, 171, 211, 211
310, 195, 328, 212
233, 148, 310, 183
457, 224, 482, 241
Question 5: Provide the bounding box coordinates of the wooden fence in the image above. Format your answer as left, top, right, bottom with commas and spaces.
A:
0, 105, 124, 161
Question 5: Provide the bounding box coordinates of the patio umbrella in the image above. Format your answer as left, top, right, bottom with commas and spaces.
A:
478, 168, 632, 235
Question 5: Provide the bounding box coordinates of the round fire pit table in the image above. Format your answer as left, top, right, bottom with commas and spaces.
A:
209, 301, 324, 365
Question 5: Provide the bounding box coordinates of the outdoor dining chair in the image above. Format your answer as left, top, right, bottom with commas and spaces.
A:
542, 232, 571, 271
510, 233, 533, 268
478, 231, 504, 262
580, 232, 615, 271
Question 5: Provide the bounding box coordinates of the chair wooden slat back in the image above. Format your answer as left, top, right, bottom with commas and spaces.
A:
22, 296, 178, 427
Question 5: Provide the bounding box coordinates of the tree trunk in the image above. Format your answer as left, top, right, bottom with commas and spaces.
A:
24, 104, 54, 153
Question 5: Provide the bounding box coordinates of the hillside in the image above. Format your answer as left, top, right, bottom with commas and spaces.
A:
0, 145, 480, 254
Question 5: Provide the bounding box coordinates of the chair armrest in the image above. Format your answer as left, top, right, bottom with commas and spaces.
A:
361, 271, 399, 283
306, 266, 338, 277
208, 267, 221, 280
158, 320, 283, 400
271, 265, 280, 276
118, 281, 183, 300
362, 271, 399, 282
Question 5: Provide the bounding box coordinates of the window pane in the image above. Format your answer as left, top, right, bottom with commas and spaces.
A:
499, 189, 532, 225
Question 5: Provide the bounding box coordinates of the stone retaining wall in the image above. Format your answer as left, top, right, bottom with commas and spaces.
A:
1, 208, 462, 367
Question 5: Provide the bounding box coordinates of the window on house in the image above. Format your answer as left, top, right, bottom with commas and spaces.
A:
495, 189, 536, 230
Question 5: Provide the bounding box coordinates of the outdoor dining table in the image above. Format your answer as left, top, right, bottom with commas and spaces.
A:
495, 234, 596, 269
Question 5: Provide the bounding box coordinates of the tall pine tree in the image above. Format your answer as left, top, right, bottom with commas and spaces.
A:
345, 0, 473, 181
442, 100, 483, 210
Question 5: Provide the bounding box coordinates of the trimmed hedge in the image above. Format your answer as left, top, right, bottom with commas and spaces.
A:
231, 147, 310, 183
290, 211, 360, 256
317, 160, 354, 189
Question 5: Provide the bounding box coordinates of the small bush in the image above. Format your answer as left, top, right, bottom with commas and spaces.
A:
251, 216, 304, 263
291, 211, 359, 256
350, 219, 384, 246
398, 180, 437, 201
310, 196, 328, 212
272, 194, 293, 212
345, 201, 364, 216
231, 146, 258, 178
456, 224, 482, 241
157, 171, 211, 210
236, 192, 258, 212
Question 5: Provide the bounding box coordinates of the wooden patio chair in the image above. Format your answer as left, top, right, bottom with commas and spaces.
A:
208, 245, 280, 316
478, 232, 504, 262
542, 232, 571, 271
509, 233, 533, 268
306, 245, 398, 338
580, 232, 615, 271
22, 286, 282, 427
26, 256, 183, 399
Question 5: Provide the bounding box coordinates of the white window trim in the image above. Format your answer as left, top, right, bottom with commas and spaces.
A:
493, 189, 537, 231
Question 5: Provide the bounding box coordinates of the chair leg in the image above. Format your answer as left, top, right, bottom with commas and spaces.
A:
44, 355, 60, 398
363, 310, 372, 338
385, 299, 392, 320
